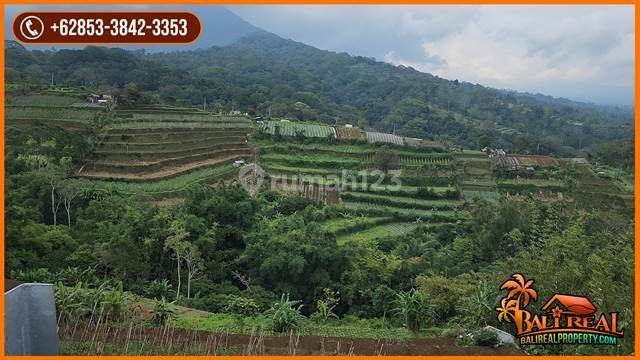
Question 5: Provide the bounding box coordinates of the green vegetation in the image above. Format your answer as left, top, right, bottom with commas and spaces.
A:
4, 31, 634, 356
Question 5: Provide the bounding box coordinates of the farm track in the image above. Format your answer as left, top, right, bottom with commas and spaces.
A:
78, 155, 247, 181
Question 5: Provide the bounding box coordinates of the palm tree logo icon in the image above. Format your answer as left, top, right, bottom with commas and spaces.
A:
496, 273, 538, 334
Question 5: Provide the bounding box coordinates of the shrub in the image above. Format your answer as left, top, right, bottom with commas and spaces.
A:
12, 268, 55, 283
472, 328, 500, 347
224, 295, 260, 317
392, 288, 434, 333
151, 297, 176, 326
144, 279, 173, 300
310, 288, 339, 324
265, 294, 306, 333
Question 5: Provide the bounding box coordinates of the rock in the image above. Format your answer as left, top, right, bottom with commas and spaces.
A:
481, 325, 517, 346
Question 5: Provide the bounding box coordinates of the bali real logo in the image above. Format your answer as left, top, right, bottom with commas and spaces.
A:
496, 274, 624, 345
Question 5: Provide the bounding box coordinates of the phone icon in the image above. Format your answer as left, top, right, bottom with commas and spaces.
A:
25, 20, 38, 37
18, 15, 44, 40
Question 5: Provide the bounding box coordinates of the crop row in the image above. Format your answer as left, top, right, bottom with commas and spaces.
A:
258, 121, 334, 138
87, 148, 252, 174
335, 222, 420, 244
341, 192, 463, 210
365, 131, 404, 145
107, 122, 251, 130
95, 142, 250, 162
341, 201, 461, 220
261, 153, 362, 170
6, 106, 103, 121
114, 112, 251, 123
85, 163, 237, 195
6, 95, 81, 107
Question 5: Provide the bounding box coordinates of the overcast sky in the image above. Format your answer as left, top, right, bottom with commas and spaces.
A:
230, 5, 634, 106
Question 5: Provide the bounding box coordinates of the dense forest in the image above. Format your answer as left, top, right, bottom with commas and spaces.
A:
4, 36, 634, 167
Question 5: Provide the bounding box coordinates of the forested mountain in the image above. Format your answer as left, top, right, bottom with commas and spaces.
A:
5, 29, 633, 162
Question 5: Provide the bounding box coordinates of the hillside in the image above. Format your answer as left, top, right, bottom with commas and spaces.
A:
4, 31, 633, 165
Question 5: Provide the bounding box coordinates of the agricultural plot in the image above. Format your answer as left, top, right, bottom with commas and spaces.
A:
341, 192, 464, 211
78, 110, 251, 181
258, 121, 334, 138
6, 106, 104, 122
335, 222, 420, 244
365, 131, 404, 145
86, 163, 237, 197
462, 190, 501, 202
6, 94, 80, 107
114, 112, 250, 124
108, 122, 250, 129
514, 155, 558, 167
341, 201, 460, 220
335, 127, 364, 140
318, 216, 392, 235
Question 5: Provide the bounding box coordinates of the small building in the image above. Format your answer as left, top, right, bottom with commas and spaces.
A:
233, 160, 246, 168
345, 124, 353, 128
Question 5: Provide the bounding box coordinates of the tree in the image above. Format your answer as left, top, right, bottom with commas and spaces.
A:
41, 163, 63, 226
182, 242, 202, 299
374, 146, 397, 173
59, 179, 86, 228
164, 220, 190, 299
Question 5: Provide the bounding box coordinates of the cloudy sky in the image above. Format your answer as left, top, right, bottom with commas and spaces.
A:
230, 5, 634, 106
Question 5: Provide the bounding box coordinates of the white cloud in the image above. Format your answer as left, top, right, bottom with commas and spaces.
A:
232, 5, 633, 104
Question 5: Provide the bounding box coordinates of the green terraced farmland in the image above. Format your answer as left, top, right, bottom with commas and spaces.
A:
336, 222, 420, 244
6, 106, 104, 121
86, 163, 237, 196
318, 216, 392, 235
341, 192, 464, 210
258, 121, 334, 138
341, 201, 461, 219
6, 94, 81, 107
462, 190, 501, 202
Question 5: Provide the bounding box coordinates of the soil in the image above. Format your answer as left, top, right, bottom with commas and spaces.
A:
5, 279, 25, 292
335, 127, 363, 140
59, 320, 524, 355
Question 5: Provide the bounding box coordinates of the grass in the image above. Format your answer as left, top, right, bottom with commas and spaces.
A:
173, 313, 413, 340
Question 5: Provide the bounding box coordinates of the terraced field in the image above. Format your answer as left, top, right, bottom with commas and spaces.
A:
454, 150, 499, 202
335, 126, 364, 140
258, 121, 334, 138
365, 131, 404, 145
258, 135, 466, 235
336, 222, 421, 244
78, 112, 252, 181
5, 95, 106, 132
